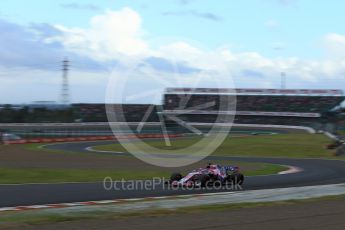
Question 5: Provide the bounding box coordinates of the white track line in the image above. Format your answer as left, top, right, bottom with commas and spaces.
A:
2, 183, 345, 213
85, 146, 125, 154
83, 144, 345, 162
85, 146, 304, 177
278, 165, 303, 175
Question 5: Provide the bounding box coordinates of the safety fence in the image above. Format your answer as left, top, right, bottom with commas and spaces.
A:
3, 133, 183, 145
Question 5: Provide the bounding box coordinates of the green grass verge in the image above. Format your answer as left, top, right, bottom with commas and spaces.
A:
24, 143, 91, 156
337, 130, 345, 135
94, 134, 338, 159
0, 162, 286, 184
0, 168, 169, 184
1, 194, 345, 227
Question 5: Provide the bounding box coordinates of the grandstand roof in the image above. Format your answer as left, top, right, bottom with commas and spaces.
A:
165, 88, 344, 96
163, 110, 321, 118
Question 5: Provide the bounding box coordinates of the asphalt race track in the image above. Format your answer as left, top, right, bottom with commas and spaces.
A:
1, 140, 345, 207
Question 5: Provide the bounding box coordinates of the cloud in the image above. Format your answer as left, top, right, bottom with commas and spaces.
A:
162, 10, 222, 21
2, 8, 345, 104
29, 23, 63, 38
219, 47, 345, 88
323, 33, 345, 59
144, 56, 201, 74
39, 10, 345, 86
241, 69, 265, 78
60, 3, 101, 11
0, 19, 107, 72
51, 8, 148, 61
0, 19, 62, 70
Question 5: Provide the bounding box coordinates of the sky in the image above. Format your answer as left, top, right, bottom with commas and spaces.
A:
1, 0, 345, 104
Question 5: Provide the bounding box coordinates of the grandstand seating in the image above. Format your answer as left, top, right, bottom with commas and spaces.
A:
73, 104, 158, 122
164, 94, 343, 113
163, 88, 345, 128
1, 88, 343, 129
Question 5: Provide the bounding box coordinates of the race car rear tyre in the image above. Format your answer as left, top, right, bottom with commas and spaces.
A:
232, 173, 244, 185
170, 173, 183, 182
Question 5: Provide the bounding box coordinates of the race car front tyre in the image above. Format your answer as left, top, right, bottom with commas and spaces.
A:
170, 173, 183, 182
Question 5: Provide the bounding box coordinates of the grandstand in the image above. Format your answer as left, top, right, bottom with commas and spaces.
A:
163, 88, 345, 130
1, 88, 344, 134
74, 104, 158, 122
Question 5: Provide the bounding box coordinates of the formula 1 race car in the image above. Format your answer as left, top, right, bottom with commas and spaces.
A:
168, 163, 244, 187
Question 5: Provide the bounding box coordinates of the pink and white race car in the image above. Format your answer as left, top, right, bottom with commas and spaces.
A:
168, 163, 244, 187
